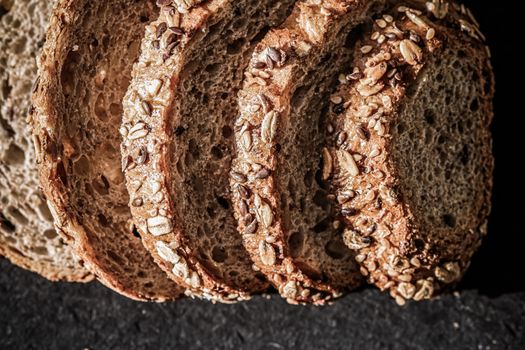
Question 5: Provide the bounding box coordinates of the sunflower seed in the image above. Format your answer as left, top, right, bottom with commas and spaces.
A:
240, 129, 252, 152
261, 111, 278, 143
244, 218, 258, 235
145, 79, 163, 97
259, 241, 276, 266
257, 94, 271, 113
406, 10, 428, 28
155, 240, 180, 264
357, 81, 384, 97
128, 122, 150, 140
231, 171, 247, 183
337, 191, 355, 204
147, 215, 173, 236
135, 146, 148, 165
236, 184, 250, 199
254, 167, 271, 180
337, 149, 359, 176
267, 47, 282, 64
322, 148, 333, 180
239, 199, 249, 216
399, 39, 422, 65
140, 101, 152, 116
254, 194, 273, 228
172, 257, 189, 279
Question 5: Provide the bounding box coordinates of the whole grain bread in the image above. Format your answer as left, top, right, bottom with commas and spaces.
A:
30, 0, 184, 301
230, 0, 394, 305
0, 0, 92, 282
122, 0, 300, 303
326, 0, 494, 305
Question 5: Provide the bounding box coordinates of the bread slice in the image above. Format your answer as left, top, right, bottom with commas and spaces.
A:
326, 1, 494, 305
0, 0, 92, 282
230, 0, 395, 305
30, 0, 184, 301
121, 0, 298, 302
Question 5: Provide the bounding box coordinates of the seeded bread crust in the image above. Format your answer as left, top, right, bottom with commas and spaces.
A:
0, 0, 92, 282
230, 0, 392, 305
326, 0, 494, 305
121, 0, 296, 302
30, 0, 184, 301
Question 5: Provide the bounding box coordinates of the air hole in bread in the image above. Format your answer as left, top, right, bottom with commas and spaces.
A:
325, 240, 347, 260
43, 229, 58, 239
94, 93, 109, 121
227, 38, 246, 54
424, 109, 436, 125
73, 155, 90, 175
131, 226, 140, 238
61, 50, 81, 96
7, 206, 28, 225
442, 214, 456, 228
288, 231, 305, 258
0, 4, 9, 18
211, 245, 227, 263
33, 246, 48, 255
92, 175, 109, 195
0, 212, 16, 233
4, 143, 25, 165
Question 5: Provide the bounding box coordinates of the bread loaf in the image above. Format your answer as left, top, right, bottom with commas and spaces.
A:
30, 0, 184, 301
326, 0, 494, 305
0, 0, 92, 282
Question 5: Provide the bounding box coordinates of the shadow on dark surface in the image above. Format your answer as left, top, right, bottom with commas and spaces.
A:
2, 1, 525, 349
1, 259, 524, 350
454, 0, 525, 298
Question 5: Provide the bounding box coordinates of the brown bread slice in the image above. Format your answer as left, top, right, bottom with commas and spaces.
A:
0, 0, 92, 282
230, 0, 395, 305
121, 0, 297, 302
30, 0, 184, 301
325, 1, 494, 305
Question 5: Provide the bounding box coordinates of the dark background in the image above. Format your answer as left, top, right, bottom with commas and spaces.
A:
1, 1, 524, 349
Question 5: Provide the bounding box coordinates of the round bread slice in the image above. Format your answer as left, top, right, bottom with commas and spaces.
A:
230, 0, 394, 305
0, 0, 92, 282
121, 0, 298, 302
30, 0, 183, 301
325, 1, 494, 305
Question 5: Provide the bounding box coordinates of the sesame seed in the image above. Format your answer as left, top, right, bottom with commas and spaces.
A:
330, 95, 343, 104
376, 19, 387, 28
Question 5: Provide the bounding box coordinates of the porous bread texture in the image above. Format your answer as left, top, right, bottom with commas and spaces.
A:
230, 0, 389, 305
0, 0, 92, 282
122, 0, 296, 302
30, 0, 183, 301
326, 1, 494, 305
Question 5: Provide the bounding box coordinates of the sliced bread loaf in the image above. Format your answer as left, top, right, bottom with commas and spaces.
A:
30, 0, 183, 301
121, 0, 298, 302
230, 0, 393, 305
326, 1, 494, 305
0, 0, 92, 282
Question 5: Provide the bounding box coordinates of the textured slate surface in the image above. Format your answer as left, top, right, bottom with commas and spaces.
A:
1, 259, 524, 350
1, 1, 524, 349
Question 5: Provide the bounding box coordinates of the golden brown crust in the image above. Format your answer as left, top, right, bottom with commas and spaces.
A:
30, 0, 184, 301
230, 0, 388, 305
326, 1, 494, 305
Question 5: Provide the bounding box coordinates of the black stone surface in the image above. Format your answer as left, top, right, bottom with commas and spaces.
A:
1, 1, 524, 349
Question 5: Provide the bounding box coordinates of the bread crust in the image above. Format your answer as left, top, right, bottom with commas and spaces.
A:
30, 0, 184, 301
230, 0, 390, 305
0, 0, 92, 282
326, 1, 494, 305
